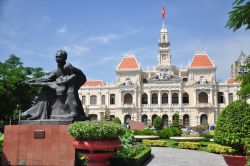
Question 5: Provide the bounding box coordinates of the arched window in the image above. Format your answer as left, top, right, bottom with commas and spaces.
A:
110, 94, 115, 105
152, 114, 157, 124
82, 95, 86, 104
183, 114, 190, 127
182, 93, 189, 104
172, 93, 179, 104
89, 114, 97, 121
218, 92, 224, 104
124, 93, 133, 104
142, 114, 148, 126
200, 114, 208, 125
124, 114, 131, 125
162, 93, 168, 104
101, 95, 105, 105
162, 114, 168, 127
90, 95, 97, 105
151, 93, 158, 104
141, 93, 148, 104
110, 115, 115, 121
229, 93, 233, 103
198, 92, 208, 103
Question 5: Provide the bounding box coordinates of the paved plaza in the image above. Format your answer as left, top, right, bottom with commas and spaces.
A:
145, 147, 227, 166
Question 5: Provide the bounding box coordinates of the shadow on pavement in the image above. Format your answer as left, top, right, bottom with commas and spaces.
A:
143, 154, 155, 166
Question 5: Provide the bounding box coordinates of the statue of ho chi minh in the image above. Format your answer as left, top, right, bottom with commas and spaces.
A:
21, 50, 87, 121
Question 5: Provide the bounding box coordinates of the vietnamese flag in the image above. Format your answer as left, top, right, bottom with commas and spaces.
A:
162, 6, 165, 19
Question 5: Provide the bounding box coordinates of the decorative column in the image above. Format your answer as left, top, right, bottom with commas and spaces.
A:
225, 90, 229, 105
168, 90, 172, 106
193, 89, 197, 105
158, 91, 161, 106
148, 91, 151, 106
179, 90, 182, 106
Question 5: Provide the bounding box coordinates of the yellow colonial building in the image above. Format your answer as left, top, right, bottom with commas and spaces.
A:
79, 16, 240, 127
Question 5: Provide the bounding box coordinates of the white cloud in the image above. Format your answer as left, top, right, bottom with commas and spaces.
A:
63, 44, 90, 56
57, 24, 68, 34
83, 29, 141, 45
84, 34, 118, 44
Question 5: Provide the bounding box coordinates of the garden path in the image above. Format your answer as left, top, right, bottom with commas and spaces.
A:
145, 147, 227, 166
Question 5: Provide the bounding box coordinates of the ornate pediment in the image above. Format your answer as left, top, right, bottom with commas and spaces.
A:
147, 70, 182, 83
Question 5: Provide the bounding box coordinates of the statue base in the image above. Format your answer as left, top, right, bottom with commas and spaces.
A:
1, 125, 75, 166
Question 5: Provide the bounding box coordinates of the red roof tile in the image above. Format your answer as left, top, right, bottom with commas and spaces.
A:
190, 54, 214, 68
227, 78, 240, 84
83, 80, 105, 86
118, 55, 139, 69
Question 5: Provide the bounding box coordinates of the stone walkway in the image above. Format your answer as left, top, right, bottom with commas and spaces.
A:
144, 147, 227, 166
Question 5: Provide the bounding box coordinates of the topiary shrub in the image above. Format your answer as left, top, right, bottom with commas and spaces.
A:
214, 100, 250, 153
170, 127, 182, 136
112, 117, 121, 124
157, 128, 171, 139
171, 113, 181, 128
153, 116, 163, 130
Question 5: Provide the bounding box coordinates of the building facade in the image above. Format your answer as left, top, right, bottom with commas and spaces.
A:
79, 14, 240, 127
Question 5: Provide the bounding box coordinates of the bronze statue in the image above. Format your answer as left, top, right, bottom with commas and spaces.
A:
21, 50, 86, 121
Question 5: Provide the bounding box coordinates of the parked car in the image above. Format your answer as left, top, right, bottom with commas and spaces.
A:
209, 124, 215, 132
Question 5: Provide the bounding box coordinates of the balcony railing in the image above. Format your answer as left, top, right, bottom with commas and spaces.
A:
196, 103, 211, 108
122, 103, 135, 108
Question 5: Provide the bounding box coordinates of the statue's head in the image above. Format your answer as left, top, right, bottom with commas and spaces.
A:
55, 50, 67, 64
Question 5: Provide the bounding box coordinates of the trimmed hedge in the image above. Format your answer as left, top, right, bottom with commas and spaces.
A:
157, 127, 182, 139
207, 143, 235, 154
214, 100, 250, 151
178, 142, 201, 150
68, 121, 125, 140
109, 145, 151, 166
142, 140, 168, 147
133, 129, 154, 136
116, 144, 150, 158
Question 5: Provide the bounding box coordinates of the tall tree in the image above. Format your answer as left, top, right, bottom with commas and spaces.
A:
0, 55, 44, 130
226, 0, 250, 31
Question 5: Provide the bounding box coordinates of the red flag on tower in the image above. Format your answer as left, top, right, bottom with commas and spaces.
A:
162, 6, 165, 19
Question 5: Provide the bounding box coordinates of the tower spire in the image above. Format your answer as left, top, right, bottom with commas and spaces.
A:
157, 5, 171, 66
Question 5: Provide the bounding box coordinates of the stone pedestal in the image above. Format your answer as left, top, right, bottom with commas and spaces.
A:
1, 125, 75, 166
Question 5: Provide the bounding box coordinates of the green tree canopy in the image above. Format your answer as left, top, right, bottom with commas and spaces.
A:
0, 55, 44, 130
226, 0, 250, 31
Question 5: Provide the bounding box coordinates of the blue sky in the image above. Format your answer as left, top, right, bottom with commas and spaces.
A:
0, 0, 249, 82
